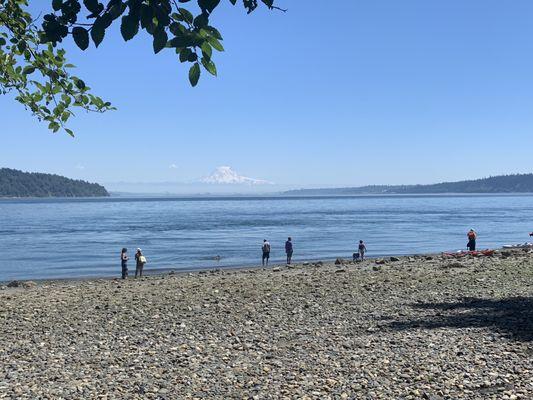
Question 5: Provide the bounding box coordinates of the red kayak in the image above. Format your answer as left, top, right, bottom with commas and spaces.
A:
443, 249, 495, 258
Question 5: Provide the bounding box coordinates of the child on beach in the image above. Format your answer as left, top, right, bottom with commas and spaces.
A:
285, 237, 293, 265
121, 248, 128, 279
135, 248, 147, 278
262, 240, 271, 266
358, 240, 367, 261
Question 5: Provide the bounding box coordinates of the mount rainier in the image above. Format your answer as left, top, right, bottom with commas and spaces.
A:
200, 166, 273, 185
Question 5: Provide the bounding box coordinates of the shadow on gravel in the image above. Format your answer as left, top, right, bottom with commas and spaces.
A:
387, 297, 533, 342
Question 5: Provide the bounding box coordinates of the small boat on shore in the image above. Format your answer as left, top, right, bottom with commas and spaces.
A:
442, 249, 495, 258
502, 242, 533, 249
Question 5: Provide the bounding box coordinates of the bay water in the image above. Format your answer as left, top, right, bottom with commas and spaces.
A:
1, 194, 532, 281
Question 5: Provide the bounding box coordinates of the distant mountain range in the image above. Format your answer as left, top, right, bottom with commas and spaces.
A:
0, 168, 109, 198
284, 174, 533, 195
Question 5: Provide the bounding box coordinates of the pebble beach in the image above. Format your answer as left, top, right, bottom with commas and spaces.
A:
1, 250, 532, 399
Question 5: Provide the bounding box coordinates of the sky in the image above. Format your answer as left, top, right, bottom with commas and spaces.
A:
3, 0, 533, 190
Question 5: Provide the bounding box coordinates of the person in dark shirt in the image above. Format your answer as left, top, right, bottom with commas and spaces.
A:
120, 248, 128, 279
262, 240, 271, 266
285, 237, 293, 265
467, 229, 477, 251
358, 240, 367, 261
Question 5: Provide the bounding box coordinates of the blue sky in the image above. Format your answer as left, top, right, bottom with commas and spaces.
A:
3, 0, 533, 187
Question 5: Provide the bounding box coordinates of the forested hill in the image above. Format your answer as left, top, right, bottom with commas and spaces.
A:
0, 168, 109, 198
285, 174, 533, 195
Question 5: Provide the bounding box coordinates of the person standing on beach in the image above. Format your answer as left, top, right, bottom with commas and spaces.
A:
467, 229, 477, 251
135, 248, 146, 278
120, 248, 129, 279
358, 240, 367, 261
262, 239, 271, 266
285, 237, 293, 265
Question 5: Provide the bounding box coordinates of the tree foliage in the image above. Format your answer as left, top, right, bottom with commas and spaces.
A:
0, 0, 282, 135
0, 167, 109, 197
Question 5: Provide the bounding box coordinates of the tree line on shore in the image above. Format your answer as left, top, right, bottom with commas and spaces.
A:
0, 168, 109, 197
285, 174, 533, 195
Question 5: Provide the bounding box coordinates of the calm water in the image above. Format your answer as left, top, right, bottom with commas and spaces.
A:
1, 195, 532, 281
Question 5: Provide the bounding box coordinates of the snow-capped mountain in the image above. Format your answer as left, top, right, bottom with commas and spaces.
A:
201, 166, 273, 185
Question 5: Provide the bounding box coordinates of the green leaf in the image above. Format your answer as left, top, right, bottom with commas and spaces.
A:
65, 128, 75, 137
178, 8, 194, 24
194, 13, 209, 28
17, 40, 27, 52
120, 15, 139, 41
84, 0, 101, 14
207, 36, 224, 51
52, 0, 63, 11
201, 57, 217, 76
168, 34, 197, 48
83, 0, 101, 14
205, 26, 222, 40
179, 48, 192, 62
198, 0, 221, 14
91, 17, 106, 47
108, 2, 125, 20
189, 62, 200, 86
153, 29, 168, 54
22, 66, 35, 75
153, 6, 171, 27
140, 4, 154, 29
201, 41, 212, 59
72, 27, 90, 50
169, 22, 185, 36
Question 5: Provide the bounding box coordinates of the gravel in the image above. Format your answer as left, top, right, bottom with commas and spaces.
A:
0, 250, 532, 399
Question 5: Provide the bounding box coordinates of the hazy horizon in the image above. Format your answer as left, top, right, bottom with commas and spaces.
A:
4, 165, 532, 195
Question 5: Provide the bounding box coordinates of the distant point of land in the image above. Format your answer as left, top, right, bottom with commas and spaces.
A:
285, 174, 533, 195
0, 168, 109, 198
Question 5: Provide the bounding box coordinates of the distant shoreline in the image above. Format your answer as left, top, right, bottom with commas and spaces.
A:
284, 173, 533, 195
3, 192, 533, 200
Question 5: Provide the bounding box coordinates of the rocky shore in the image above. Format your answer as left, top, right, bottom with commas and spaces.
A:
1, 250, 532, 399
